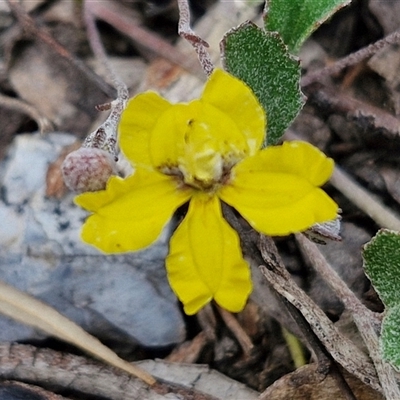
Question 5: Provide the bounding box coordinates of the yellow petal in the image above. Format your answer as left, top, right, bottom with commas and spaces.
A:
219, 141, 338, 236
166, 194, 252, 315
119, 92, 172, 167
149, 101, 250, 183
201, 69, 265, 155
75, 169, 192, 253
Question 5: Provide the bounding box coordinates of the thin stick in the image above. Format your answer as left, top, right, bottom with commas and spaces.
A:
177, 0, 214, 76
0, 280, 156, 386
257, 235, 381, 392
216, 305, 254, 357
331, 166, 400, 231
302, 29, 400, 87
82, 1, 129, 159
0, 93, 53, 133
302, 83, 400, 141
222, 205, 376, 395
88, 0, 204, 78
5, 0, 114, 98
295, 234, 400, 399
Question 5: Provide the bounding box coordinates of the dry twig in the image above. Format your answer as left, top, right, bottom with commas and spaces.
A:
257, 235, 379, 395
177, 0, 214, 76
302, 29, 400, 87
0, 93, 53, 133
82, 0, 129, 159
330, 166, 400, 231
303, 83, 400, 142
5, 0, 114, 98
88, 0, 204, 78
216, 305, 254, 357
295, 234, 400, 400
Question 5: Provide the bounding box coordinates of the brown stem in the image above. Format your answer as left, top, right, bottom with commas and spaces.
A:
81, 0, 129, 159
215, 305, 254, 357
302, 29, 400, 87
88, 0, 203, 78
5, 0, 115, 98
0, 93, 53, 133
295, 234, 400, 399
303, 82, 400, 142
177, 0, 214, 76
221, 205, 371, 397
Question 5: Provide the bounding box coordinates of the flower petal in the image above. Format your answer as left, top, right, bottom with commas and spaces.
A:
201, 69, 265, 154
219, 141, 338, 236
166, 194, 252, 315
119, 92, 172, 167
75, 169, 192, 253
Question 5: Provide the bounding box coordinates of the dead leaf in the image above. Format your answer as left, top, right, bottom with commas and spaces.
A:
259, 363, 384, 400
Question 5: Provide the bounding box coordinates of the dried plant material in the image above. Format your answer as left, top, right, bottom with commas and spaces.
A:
46, 141, 81, 198
260, 363, 384, 400
258, 261, 381, 392
368, 44, 400, 115
0, 381, 67, 400
296, 233, 400, 399
0, 344, 259, 400
0, 280, 156, 385
0, 93, 53, 133
177, 0, 214, 76
216, 305, 254, 357
369, 0, 400, 35
303, 215, 342, 244
302, 29, 400, 87
330, 166, 400, 231
0, 0, 44, 13
380, 165, 400, 204
166, 332, 208, 363
8, 38, 108, 134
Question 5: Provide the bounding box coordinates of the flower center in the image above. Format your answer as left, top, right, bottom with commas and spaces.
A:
159, 151, 238, 192
151, 103, 249, 192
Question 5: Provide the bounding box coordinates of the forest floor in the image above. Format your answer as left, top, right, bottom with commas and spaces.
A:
0, 0, 399, 399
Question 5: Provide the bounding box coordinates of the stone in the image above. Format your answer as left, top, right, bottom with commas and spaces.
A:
0, 133, 185, 347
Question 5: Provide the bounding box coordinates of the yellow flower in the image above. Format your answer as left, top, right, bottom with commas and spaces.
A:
75, 69, 338, 315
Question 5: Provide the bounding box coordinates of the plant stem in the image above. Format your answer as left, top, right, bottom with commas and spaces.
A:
302, 29, 400, 87
177, 0, 214, 76
295, 233, 400, 399
216, 305, 254, 357
330, 166, 400, 231
80, 0, 130, 159
5, 0, 115, 98
0, 93, 53, 133
258, 235, 381, 392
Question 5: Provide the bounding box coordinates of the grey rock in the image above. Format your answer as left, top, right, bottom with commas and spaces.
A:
0, 133, 185, 347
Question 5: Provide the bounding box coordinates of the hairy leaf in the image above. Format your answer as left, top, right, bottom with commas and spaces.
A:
221, 22, 304, 146
363, 229, 400, 370
381, 305, 400, 371
264, 0, 352, 53
363, 229, 400, 308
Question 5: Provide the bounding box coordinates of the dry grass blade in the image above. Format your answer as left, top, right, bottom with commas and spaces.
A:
0, 280, 156, 386
330, 166, 400, 231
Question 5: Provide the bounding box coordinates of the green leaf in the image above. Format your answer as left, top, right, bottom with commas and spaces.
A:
363, 229, 400, 370
381, 305, 400, 371
264, 0, 352, 54
221, 21, 304, 146
363, 229, 400, 309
